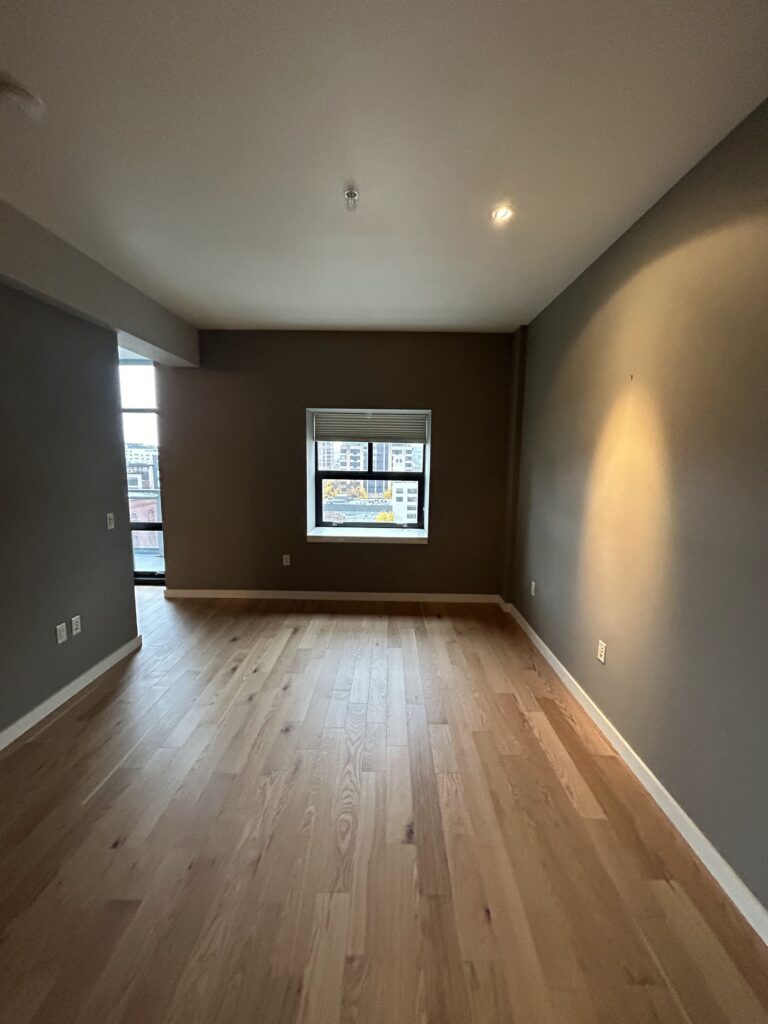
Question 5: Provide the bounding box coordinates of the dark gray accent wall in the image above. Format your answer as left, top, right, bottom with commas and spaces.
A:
158, 331, 514, 594
0, 283, 138, 733
510, 101, 768, 904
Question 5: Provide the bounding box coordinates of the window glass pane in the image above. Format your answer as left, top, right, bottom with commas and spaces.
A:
321, 479, 420, 525
122, 411, 158, 446
119, 364, 156, 409
371, 442, 424, 472
316, 440, 368, 471
128, 492, 162, 523
132, 530, 165, 574
123, 412, 162, 523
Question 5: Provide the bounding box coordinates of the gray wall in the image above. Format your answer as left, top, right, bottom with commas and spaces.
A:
0, 282, 138, 733
158, 331, 513, 594
511, 101, 768, 904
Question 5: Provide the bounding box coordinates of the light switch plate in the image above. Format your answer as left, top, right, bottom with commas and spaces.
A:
597, 639, 607, 664
56, 622, 68, 645
106, 512, 115, 530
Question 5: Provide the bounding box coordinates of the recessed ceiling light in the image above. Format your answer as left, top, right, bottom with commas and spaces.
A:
490, 205, 514, 223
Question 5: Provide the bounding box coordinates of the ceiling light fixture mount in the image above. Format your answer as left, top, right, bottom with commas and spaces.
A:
490, 205, 514, 223
344, 186, 359, 212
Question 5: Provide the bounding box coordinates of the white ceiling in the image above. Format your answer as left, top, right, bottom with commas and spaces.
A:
1, 0, 767, 331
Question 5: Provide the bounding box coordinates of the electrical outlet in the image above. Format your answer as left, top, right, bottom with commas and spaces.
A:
106, 512, 115, 530
530, 580, 536, 596
597, 639, 607, 664
282, 554, 291, 567
56, 622, 68, 645
71, 614, 82, 636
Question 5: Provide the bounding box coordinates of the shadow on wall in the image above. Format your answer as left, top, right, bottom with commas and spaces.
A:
532, 99, 768, 355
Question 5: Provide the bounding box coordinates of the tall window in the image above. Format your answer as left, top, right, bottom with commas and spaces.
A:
118, 348, 165, 581
308, 410, 431, 537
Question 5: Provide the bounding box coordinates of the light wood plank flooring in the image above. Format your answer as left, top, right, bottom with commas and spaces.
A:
1, 588, 766, 1023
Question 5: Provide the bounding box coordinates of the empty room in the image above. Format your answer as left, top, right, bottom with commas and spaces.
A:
1, 1, 767, 1021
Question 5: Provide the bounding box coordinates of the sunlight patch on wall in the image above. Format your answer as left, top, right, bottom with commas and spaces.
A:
576, 379, 672, 649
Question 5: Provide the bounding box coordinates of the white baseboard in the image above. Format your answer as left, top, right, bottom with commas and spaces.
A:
500, 601, 768, 947
0, 635, 143, 754
164, 588, 500, 603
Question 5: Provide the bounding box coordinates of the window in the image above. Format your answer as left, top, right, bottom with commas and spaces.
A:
118, 347, 165, 582
307, 410, 431, 542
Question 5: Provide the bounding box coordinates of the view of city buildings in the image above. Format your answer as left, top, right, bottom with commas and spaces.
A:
126, 441, 161, 516
317, 441, 423, 525
125, 441, 164, 567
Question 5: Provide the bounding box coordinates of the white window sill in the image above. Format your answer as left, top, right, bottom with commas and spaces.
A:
307, 526, 428, 544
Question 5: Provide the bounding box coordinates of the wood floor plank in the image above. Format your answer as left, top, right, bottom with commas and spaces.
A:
0, 589, 765, 1024
429, 723, 459, 774
298, 892, 351, 1024
385, 742, 414, 845
406, 704, 453, 897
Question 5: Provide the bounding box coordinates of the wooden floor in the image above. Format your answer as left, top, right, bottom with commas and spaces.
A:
1, 590, 767, 1023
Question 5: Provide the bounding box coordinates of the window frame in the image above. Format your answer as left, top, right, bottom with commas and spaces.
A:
119, 355, 166, 586
314, 441, 426, 530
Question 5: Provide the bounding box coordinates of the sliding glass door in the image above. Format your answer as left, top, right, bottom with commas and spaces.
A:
118, 349, 165, 583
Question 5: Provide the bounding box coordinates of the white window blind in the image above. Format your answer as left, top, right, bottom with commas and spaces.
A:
313, 409, 429, 444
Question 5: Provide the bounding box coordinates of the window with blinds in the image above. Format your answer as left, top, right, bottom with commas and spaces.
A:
308, 409, 431, 533
313, 410, 429, 445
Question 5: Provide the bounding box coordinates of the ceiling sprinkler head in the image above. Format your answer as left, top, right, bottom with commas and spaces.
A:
344, 186, 359, 211
0, 74, 45, 120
